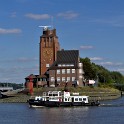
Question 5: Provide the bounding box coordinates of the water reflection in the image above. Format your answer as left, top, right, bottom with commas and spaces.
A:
40, 107, 90, 124
1, 97, 124, 124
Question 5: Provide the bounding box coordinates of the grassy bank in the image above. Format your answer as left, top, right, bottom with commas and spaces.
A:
33, 87, 121, 101
0, 87, 121, 103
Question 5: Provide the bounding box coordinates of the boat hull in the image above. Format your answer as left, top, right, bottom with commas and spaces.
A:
29, 101, 100, 107
45, 101, 72, 107
28, 99, 45, 107
28, 91, 100, 107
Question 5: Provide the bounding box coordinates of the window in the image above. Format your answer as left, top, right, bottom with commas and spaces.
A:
43, 38, 46, 47
72, 77, 75, 81
46, 64, 50, 67
57, 69, 60, 74
67, 77, 70, 82
62, 77, 65, 81
79, 69, 82, 73
79, 63, 82, 67
62, 69, 65, 74
83, 98, 86, 101
79, 75, 83, 78
51, 77, 55, 82
72, 69, 75, 73
75, 98, 78, 101
58, 64, 61, 67
67, 69, 70, 74
57, 77, 60, 82
79, 98, 82, 101
70, 64, 74, 66
50, 37, 52, 42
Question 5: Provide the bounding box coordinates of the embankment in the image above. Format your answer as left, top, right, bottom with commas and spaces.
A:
0, 87, 122, 103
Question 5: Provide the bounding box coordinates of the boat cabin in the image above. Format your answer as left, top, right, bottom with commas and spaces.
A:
35, 96, 42, 101
42, 91, 89, 103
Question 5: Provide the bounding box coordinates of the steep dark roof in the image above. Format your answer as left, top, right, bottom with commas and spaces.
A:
57, 50, 79, 63
49, 50, 79, 70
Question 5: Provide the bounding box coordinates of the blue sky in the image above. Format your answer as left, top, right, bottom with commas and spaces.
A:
0, 0, 124, 83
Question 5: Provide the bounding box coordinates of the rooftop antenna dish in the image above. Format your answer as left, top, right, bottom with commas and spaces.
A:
38, 25, 51, 31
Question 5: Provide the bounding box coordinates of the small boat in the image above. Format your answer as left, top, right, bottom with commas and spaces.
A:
28, 91, 100, 107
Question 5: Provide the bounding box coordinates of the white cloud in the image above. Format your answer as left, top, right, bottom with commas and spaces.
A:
0, 28, 21, 34
80, 45, 94, 49
90, 57, 103, 61
90, 15, 124, 27
99, 61, 123, 66
0, 65, 39, 83
116, 68, 124, 72
17, 57, 38, 62
25, 13, 51, 20
0, 57, 38, 64
57, 11, 79, 19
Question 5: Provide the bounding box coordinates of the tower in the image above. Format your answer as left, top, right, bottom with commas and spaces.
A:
39, 27, 60, 75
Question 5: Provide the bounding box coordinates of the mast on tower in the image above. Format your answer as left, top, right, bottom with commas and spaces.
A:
38, 25, 51, 31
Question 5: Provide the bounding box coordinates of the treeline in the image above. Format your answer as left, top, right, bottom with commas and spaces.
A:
80, 57, 124, 86
0, 82, 24, 89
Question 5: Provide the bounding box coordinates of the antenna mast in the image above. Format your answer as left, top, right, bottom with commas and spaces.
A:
38, 25, 51, 31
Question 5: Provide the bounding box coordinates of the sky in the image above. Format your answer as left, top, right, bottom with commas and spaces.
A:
0, 0, 124, 84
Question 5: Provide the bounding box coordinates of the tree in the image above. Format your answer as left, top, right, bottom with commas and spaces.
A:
80, 57, 96, 80
110, 71, 124, 84
80, 57, 124, 86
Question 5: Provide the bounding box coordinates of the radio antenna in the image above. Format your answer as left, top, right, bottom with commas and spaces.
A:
38, 25, 51, 31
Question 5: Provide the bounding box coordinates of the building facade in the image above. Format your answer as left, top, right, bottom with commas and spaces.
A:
25, 27, 84, 88
48, 50, 84, 87
39, 27, 60, 75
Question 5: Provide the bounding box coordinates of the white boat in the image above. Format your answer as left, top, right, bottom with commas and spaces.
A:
28, 91, 100, 107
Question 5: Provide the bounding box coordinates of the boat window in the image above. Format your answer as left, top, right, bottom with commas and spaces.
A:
43, 92, 46, 96
83, 98, 86, 101
65, 98, 67, 101
59, 92, 62, 96
75, 98, 78, 101
79, 98, 82, 101
53, 94, 58, 96
49, 94, 52, 96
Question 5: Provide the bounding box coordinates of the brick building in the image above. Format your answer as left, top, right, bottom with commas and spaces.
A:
25, 27, 84, 88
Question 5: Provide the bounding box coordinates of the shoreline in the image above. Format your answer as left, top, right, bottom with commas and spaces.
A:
0, 92, 122, 103
0, 87, 122, 103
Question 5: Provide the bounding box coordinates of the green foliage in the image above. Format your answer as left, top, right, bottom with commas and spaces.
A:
80, 57, 96, 80
80, 57, 124, 86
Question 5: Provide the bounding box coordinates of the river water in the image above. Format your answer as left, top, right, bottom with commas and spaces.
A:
1, 97, 124, 124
